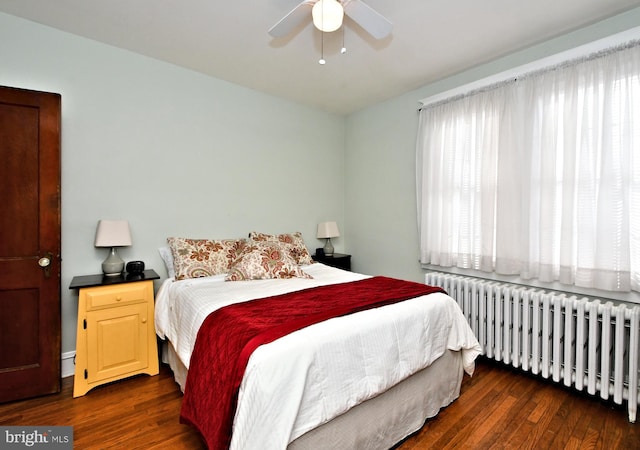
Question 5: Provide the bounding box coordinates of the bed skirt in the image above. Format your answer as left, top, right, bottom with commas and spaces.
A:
162, 342, 464, 449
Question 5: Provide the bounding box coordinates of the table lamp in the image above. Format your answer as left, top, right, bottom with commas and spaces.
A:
317, 221, 339, 257
94, 220, 132, 276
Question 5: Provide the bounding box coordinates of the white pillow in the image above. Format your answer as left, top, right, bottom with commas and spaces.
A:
158, 246, 176, 279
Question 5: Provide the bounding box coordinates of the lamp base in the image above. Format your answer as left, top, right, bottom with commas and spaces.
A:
102, 247, 125, 276
323, 238, 334, 257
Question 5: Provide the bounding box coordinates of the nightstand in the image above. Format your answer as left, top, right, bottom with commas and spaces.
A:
312, 253, 352, 271
69, 270, 160, 397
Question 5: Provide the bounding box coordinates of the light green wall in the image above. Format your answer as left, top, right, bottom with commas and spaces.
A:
2, 6, 639, 358
0, 12, 346, 355
345, 7, 640, 282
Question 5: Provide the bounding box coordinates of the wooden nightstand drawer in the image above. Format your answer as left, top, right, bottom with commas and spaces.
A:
85, 282, 149, 310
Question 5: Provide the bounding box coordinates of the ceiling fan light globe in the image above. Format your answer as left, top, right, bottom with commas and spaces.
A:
312, 0, 344, 33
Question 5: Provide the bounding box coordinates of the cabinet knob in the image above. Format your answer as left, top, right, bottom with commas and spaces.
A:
115, 296, 122, 301
141, 318, 147, 324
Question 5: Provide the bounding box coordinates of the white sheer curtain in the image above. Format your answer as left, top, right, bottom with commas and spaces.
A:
416, 41, 640, 292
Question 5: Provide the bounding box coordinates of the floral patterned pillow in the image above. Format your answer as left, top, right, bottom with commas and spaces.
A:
248, 231, 314, 265
225, 241, 312, 281
167, 237, 246, 280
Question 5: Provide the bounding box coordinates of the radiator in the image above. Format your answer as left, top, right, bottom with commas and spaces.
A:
425, 272, 640, 423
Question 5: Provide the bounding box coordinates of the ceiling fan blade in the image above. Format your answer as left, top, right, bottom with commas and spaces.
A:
268, 0, 316, 38
343, 0, 392, 39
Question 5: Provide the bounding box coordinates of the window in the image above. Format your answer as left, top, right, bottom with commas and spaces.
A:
416, 41, 640, 293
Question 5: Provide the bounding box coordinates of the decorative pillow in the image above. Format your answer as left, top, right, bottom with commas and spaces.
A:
248, 231, 314, 265
167, 237, 246, 280
158, 246, 176, 279
225, 241, 312, 281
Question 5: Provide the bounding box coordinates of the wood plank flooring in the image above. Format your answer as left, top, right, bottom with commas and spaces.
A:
1, 358, 638, 449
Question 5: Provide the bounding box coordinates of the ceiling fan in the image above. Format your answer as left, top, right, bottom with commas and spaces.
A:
268, 0, 392, 40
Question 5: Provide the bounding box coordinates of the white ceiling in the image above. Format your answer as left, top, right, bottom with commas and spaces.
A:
1, 0, 639, 115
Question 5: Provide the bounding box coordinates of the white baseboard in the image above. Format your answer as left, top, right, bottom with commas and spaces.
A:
61, 351, 75, 378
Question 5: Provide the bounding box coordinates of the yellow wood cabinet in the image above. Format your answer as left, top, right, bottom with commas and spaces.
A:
72, 276, 159, 397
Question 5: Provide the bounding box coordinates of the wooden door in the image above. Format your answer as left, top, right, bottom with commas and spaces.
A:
0, 86, 61, 402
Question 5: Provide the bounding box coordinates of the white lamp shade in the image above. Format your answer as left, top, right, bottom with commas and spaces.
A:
312, 0, 344, 33
94, 220, 132, 247
317, 221, 340, 239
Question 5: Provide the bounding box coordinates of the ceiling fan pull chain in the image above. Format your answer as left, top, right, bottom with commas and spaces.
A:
319, 28, 326, 65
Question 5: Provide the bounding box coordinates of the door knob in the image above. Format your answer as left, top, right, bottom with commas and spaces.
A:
38, 251, 54, 278
38, 256, 51, 267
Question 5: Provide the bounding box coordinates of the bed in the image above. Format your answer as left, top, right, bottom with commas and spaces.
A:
155, 234, 482, 449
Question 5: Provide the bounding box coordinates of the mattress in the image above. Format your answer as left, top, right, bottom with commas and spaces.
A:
155, 263, 481, 449
162, 342, 464, 450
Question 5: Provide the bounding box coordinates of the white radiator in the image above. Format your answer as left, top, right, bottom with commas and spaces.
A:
426, 272, 640, 422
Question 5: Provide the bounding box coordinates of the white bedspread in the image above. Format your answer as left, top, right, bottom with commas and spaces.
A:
155, 263, 481, 450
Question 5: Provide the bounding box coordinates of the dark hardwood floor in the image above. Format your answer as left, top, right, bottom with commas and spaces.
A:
1, 358, 638, 449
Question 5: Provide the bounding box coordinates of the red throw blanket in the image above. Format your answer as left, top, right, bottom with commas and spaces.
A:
180, 276, 445, 449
